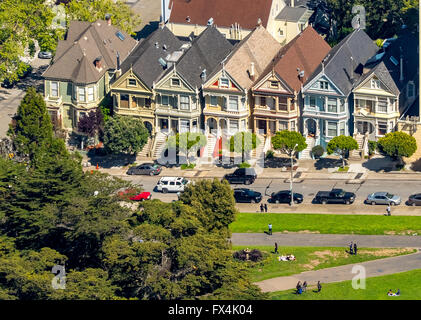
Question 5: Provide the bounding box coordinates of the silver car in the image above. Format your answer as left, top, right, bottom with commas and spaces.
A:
366, 192, 401, 206
38, 51, 52, 59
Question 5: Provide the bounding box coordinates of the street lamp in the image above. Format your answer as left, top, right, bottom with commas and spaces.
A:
290, 143, 298, 206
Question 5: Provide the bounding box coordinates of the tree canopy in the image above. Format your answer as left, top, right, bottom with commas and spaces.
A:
103, 115, 149, 155
228, 132, 261, 163
271, 130, 307, 157
326, 135, 358, 167
167, 132, 207, 165
378, 131, 417, 162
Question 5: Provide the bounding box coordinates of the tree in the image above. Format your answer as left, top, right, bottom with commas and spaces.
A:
77, 109, 104, 143
103, 115, 149, 155
0, 0, 57, 83
7, 87, 54, 159
228, 132, 261, 163
326, 135, 358, 168
167, 132, 207, 165
64, 0, 142, 36
271, 130, 307, 157
377, 131, 417, 163
401, 0, 419, 31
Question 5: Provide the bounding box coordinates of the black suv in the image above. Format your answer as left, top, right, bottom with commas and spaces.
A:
270, 190, 303, 204
234, 188, 262, 203
224, 168, 257, 185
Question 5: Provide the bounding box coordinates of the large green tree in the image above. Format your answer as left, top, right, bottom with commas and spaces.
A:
271, 130, 307, 157
103, 115, 149, 155
228, 132, 261, 163
64, 0, 142, 36
167, 132, 207, 165
7, 87, 53, 159
378, 131, 417, 163
326, 135, 358, 168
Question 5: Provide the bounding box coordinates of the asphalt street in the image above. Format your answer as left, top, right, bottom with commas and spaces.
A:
121, 175, 421, 214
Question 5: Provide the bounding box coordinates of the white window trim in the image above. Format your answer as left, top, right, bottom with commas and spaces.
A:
87, 86, 95, 102
326, 121, 338, 138
180, 95, 190, 110
220, 78, 229, 88
127, 78, 137, 87
228, 96, 239, 111
171, 78, 181, 87
210, 96, 218, 106
50, 81, 59, 97
161, 95, 169, 106
78, 87, 86, 102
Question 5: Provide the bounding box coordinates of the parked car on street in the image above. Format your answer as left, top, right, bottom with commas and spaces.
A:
407, 193, 421, 206
38, 51, 53, 59
223, 168, 257, 185
156, 177, 190, 193
127, 163, 162, 176
270, 190, 303, 204
130, 192, 152, 201
314, 188, 355, 204
366, 192, 401, 206
233, 188, 262, 203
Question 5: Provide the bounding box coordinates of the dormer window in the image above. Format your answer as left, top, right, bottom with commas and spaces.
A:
220, 78, 229, 88
171, 78, 180, 86
371, 79, 381, 89
270, 81, 278, 88
320, 81, 329, 90
128, 78, 137, 86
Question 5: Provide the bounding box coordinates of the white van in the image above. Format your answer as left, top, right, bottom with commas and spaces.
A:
156, 177, 191, 193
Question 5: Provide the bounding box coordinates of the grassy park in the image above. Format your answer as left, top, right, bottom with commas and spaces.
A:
233, 246, 417, 282
230, 213, 421, 235
269, 269, 421, 300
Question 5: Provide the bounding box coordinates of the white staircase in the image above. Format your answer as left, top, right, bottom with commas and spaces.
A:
350, 133, 364, 160
138, 136, 153, 158
152, 132, 167, 159
300, 136, 316, 159
201, 134, 217, 164
252, 134, 266, 158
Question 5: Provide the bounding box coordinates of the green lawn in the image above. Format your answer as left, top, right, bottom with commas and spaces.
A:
233, 246, 416, 282
269, 269, 421, 300
230, 213, 421, 235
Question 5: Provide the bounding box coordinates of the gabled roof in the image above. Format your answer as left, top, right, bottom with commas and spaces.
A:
305, 29, 379, 96
170, 26, 234, 89
43, 20, 137, 84
168, 0, 273, 30
276, 6, 311, 22
260, 26, 330, 93
207, 25, 281, 90
354, 61, 400, 96
120, 26, 183, 89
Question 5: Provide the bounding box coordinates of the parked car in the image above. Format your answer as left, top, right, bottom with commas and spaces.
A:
129, 192, 152, 201
270, 190, 303, 204
366, 192, 401, 206
127, 163, 162, 176
156, 177, 190, 193
38, 51, 53, 59
224, 168, 257, 185
314, 188, 355, 204
233, 188, 262, 203
407, 193, 421, 206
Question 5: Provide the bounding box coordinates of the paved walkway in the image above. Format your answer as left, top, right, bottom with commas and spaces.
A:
231, 233, 421, 248
256, 251, 421, 292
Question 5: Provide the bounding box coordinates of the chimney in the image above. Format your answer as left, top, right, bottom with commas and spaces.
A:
250, 62, 255, 81
201, 69, 207, 82
105, 14, 111, 26
400, 47, 404, 82
257, 18, 262, 27
291, 0, 295, 7
116, 52, 121, 77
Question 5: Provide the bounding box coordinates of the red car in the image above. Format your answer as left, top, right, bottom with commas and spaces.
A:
130, 192, 152, 201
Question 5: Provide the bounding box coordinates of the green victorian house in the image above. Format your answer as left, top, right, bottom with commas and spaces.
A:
42, 18, 137, 132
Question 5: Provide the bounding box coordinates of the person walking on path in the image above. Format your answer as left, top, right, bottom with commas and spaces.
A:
264, 203, 268, 213
349, 241, 354, 255
302, 281, 307, 293
260, 203, 264, 213
296, 281, 302, 294
268, 224, 272, 235
354, 242, 358, 255
317, 281, 322, 293
274, 242, 278, 254
386, 203, 391, 216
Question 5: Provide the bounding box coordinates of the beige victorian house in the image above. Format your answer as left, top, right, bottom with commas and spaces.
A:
202, 24, 282, 136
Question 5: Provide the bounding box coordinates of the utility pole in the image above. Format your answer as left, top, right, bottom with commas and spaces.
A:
290, 143, 298, 206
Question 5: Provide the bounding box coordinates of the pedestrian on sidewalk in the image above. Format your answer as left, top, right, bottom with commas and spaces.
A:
317, 281, 322, 293
274, 242, 278, 254
354, 242, 358, 255
264, 203, 268, 213
349, 241, 354, 255
386, 203, 391, 216
260, 203, 264, 213
268, 224, 272, 235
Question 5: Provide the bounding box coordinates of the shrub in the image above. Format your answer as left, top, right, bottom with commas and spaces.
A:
233, 249, 263, 262
311, 145, 324, 158
266, 150, 274, 159
181, 163, 196, 170
238, 162, 251, 168
368, 141, 377, 155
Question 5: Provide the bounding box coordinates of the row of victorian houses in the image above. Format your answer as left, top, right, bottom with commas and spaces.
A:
42, 14, 419, 159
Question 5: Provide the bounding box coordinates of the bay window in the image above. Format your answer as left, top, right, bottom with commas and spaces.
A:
180, 95, 189, 110
78, 87, 85, 102
327, 121, 337, 137
51, 81, 58, 97
229, 96, 238, 111
327, 98, 337, 113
